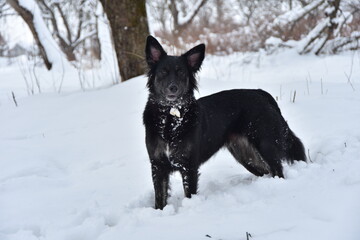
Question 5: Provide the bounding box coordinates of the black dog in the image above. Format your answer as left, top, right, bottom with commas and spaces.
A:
143, 36, 306, 210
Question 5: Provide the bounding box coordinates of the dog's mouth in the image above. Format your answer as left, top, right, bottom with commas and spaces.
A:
166, 94, 178, 101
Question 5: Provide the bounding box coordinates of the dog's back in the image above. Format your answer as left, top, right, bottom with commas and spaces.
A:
196, 89, 306, 176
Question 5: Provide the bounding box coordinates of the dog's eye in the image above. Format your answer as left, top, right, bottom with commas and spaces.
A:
158, 70, 168, 77
177, 70, 185, 75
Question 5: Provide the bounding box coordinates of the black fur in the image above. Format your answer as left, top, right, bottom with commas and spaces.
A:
143, 36, 306, 210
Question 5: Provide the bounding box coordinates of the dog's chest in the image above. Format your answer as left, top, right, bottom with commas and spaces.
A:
155, 108, 192, 169
154, 122, 188, 170
163, 142, 186, 170
156, 107, 189, 141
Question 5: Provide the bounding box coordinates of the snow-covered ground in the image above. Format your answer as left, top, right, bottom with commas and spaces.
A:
1, 49, 360, 240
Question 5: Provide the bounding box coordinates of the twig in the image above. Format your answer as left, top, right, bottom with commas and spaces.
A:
17, 58, 34, 95
344, 71, 355, 91
246, 232, 252, 240
307, 149, 313, 163
123, 51, 145, 60
32, 58, 41, 93
343, 51, 356, 91
57, 53, 66, 93
292, 90, 297, 103
12, 91, 18, 107
306, 77, 310, 95
307, 71, 312, 83
320, 78, 323, 95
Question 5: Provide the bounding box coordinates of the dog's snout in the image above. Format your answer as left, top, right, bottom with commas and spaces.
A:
169, 85, 178, 94
165, 84, 179, 101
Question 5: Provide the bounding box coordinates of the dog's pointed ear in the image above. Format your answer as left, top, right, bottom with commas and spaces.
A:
183, 44, 205, 73
145, 36, 167, 67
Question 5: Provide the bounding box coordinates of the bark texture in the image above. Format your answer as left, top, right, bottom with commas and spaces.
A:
100, 0, 149, 82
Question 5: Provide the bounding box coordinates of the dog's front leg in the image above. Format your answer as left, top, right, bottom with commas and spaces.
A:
180, 167, 199, 198
151, 163, 170, 210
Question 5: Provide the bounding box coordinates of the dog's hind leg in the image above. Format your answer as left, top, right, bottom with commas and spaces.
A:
151, 163, 171, 210
257, 139, 285, 178
286, 129, 306, 163
226, 135, 271, 177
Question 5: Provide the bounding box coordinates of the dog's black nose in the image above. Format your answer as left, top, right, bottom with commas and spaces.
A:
169, 85, 178, 93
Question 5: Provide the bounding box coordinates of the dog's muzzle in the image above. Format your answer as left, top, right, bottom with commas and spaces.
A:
166, 84, 179, 101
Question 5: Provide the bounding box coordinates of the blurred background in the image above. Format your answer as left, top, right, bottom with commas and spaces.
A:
0, 0, 359, 86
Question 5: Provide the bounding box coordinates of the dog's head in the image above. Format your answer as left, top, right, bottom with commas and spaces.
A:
145, 36, 205, 104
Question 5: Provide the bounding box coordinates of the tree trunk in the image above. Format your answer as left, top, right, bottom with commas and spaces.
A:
7, 0, 52, 70
100, 0, 149, 82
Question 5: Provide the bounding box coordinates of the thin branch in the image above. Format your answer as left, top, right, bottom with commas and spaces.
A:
307, 149, 313, 163
336, 9, 355, 37
37, 0, 58, 33
344, 71, 356, 91
314, 36, 329, 55
37, 0, 67, 46
37, 0, 77, 61
75, 4, 84, 42
72, 30, 97, 49
170, 0, 208, 32
123, 51, 145, 60
54, 2, 72, 43
0, 5, 13, 13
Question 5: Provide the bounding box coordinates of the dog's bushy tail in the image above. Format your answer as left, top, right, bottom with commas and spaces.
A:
258, 89, 307, 163
286, 129, 306, 163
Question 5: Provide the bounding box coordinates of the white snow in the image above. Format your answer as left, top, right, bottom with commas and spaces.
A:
1, 48, 360, 240
273, 0, 325, 27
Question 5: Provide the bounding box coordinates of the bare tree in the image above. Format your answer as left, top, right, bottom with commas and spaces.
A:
5, 0, 101, 68
236, 0, 285, 50
314, 0, 341, 54
298, 0, 341, 54
268, 0, 360, 54
167, 0, 208, 47
100, 0, 149, 82
169, 0, 208, 36
7, 0, 53, 69
236, 0, 257, 25
37, 0, 99, 62
148, 0, 209, 52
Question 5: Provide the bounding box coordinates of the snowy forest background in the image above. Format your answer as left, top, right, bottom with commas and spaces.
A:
1, 1, 360, 240
0, 0, 360, 86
